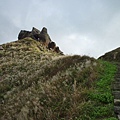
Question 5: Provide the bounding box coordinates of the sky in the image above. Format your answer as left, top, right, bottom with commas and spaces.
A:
0, 0, 120, 58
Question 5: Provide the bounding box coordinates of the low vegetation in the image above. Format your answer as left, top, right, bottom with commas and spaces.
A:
0, 38, 117, 120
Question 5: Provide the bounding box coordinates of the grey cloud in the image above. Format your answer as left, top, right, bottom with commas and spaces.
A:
0, 0, 120, 58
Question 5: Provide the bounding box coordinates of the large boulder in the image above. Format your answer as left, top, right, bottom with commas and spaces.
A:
18, 30, 31, 40
55, 46, 63, 55
38, 27, 51, 46
18, 27, 40, 40
54, 46, 60, 53
48, 42, 56, 50
18, 27, 51, 46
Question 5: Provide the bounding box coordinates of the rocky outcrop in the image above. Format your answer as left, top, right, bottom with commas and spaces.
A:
18, 27, 49, 43
18, 27, 63, 54
0, 46, 3, 50
38, 27, 51, 46
48, 42, 56, 50
98, 47, 120, 62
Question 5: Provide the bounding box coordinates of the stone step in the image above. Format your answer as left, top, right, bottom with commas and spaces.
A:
116, 73, 120, 76
113, 91, 120, 99
115, 73, 120, 76
114, 99, 120, 106
115, 78, 120, 81
114, 106, 120, 114
113, 82, 120, 90
118, 115, 120, 120
117, 68, 120, 71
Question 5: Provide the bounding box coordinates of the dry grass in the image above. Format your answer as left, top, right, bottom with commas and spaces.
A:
0, 38, 116, 120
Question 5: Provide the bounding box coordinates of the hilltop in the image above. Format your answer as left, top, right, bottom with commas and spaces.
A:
99, 47, 120, 62
0, 28, 118, 120
18, 27, 63, 55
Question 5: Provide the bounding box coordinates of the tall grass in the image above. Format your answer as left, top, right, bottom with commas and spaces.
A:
0, 38, 117, 120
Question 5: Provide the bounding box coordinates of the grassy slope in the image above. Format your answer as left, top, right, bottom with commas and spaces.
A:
0, 38, 117, 120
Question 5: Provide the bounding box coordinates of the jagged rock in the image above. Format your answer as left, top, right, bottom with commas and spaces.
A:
41, 27, 47, 34
32, 27, 40, 34
38, 27, 51, 46
54, 46, 63, 54
18, 30, 31, 40
48, 42, 56, 50
18, 27, 63, 54
18, 27, 51, 44
114, 106, 120, 114
54, 46, 60, 53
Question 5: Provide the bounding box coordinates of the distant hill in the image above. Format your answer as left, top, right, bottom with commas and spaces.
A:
0, 29, 117, 120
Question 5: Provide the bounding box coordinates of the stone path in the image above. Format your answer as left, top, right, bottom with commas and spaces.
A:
113, 63, 120, 120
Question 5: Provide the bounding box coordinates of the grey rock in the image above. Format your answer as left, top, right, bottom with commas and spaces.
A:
114, 106, 120, 114
114, 99, 120, 106
38, 27, 51, 45
32, 27, 40, 34
115, 78, 120, 82
113, 91, 120, 99
18, 30, 31, 40
18, 27, 63, 54
118, 115, 120, 120
54, 46, 60, 53
48, 42, 56, 50
113, 82, 120, 90
0, 46, 3, 50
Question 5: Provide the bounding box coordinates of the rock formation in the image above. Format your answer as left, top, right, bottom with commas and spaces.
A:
18, 27, 63, 54
48, 42, 56, 50
0, 46, 3, 50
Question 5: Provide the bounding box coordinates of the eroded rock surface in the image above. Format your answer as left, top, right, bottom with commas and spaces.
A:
18, 27, 63, 54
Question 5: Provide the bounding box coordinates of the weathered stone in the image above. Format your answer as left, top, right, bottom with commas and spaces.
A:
118, 115, 120, 120
54, 46, 60, 53
38, 27, 51, 46
18, 30, 31, 40
48, 42, 56, 50
113, 91, 120, 99
32, 27, 40, 34
41, 27, 47, 34
114, 106, 120, 114
0, 46, 3, 50
113, 82, 120, 90
114, 99, 120, 106
115, 78, 120, 82
18, 27, 63, 54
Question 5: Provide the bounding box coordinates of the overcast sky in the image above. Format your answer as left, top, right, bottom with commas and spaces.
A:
0, 0, 120, 58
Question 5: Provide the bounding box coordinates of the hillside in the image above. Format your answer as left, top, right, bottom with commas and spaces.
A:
0, 36, 117, 119
99, 47, 120, 62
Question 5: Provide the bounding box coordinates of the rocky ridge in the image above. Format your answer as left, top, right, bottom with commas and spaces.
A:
99, 47, 120, 62
18, 27, 63, 54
